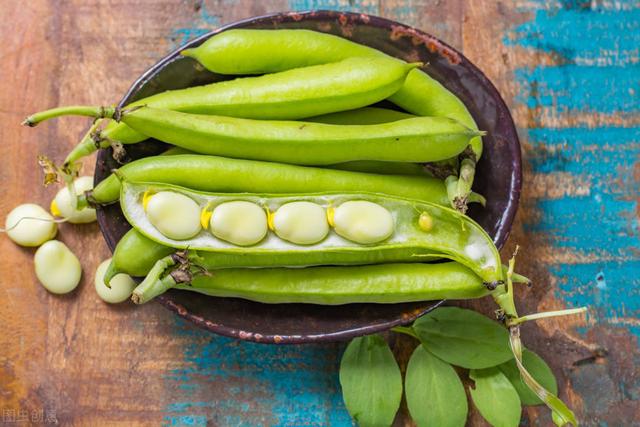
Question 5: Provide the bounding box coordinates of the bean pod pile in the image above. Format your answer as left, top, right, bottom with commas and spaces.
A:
14, 28, 584, 425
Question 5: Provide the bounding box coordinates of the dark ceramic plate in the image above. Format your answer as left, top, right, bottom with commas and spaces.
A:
95, 11, 521, 344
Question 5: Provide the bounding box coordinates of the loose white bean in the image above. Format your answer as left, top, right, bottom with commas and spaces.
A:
34, 240, 82, 294
272, 201, 328, 245
51, 176, 97, 223
145, 191, 202, 240
94, 258, 136, 303
210, 201, 267, 246
5, 203, 57, 247
331, 200, 394, 244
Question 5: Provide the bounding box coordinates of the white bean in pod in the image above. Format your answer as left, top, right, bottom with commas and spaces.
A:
272, 201, 329, 245
331, 200, 394, 244
34, 240, 82, 294
144, 191, 202, 240
210, 201, 267, 246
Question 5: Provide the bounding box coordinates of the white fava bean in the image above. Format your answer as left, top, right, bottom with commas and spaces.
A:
331, 200, 394, 244
272, 201, 329, 245
51, 176, 97, 224
94, 258, 136, 303
210, 201, 267, 246
34, 240, 82, 294
145, 191, 202, 240
5, 203, 57, 247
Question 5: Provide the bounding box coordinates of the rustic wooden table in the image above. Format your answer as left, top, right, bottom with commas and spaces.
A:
1, 1, 638, 425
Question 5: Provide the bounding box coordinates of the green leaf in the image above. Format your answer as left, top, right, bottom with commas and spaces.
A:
339, 334, 402, 427
405, 345, 468, 427
412, 307, 513, 369
498, 349, 558, 406
469, 367, 522, 427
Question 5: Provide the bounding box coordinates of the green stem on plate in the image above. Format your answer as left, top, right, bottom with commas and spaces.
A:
64, 119, 107, 165
23, 106, 116, 127
452, 155, 476, 214
131, 253, 181, 304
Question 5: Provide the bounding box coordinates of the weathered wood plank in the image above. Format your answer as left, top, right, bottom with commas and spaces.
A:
464, 1, 640, 425
0, 0, 638, 425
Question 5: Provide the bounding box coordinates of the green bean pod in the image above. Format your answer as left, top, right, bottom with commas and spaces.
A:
182, 29, 397, 74
121, 181, 502, 285
103, 228, 174, 283
105, 227, 525, 290
79, 154, 450, 209
310, 107, 456, 177
163, 143, 433, 177
27, 57, 417, 164
327, 160, 432, 176
308, 106, 416, 125
162, 139, 441, 178
182, 29, 482, 211
104, 228, 442, 284
28, 105, 479, 166
108, 106, 479, 165
182, 30, 479, 155
132, 262, 491, 305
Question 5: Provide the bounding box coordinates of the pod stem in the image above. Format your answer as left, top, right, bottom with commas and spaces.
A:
406, 62, 424, 72
131, 253, 181, 304
76, 191, 92, 210
444, 175, 459, 211
63, 119, 106, 165
23, 105, 117, 127
468, 191, 486, 207
510, 270, 530, 285
103, 259, 120, 288
508, 307, 587, 326
132, 274, 177, 304
131, 250, 208, 304
451, 149, 477, 213
500, 265, 529, 284
423, 158, 458, 180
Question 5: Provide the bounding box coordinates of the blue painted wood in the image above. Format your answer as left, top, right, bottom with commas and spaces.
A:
158, 1, 640, 425
506, 2, 640, 422
507, 0, 639, 332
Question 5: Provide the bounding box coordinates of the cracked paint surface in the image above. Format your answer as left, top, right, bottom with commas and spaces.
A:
159, 0, 639, 425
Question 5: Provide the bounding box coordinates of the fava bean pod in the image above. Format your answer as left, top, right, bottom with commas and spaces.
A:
24, 57, 417, 164
120, 182, 502, 287
133, 261, 492, 305
77, 154, 456, 209
103, 228, 174, 285
183, 29, 482, 211
26, 105, 479, 166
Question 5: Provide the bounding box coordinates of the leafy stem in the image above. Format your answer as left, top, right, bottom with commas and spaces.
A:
508, 307, 587, 326
509, 329, 578, 426
131, 249, 209, 303
501, 250, 582, 426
